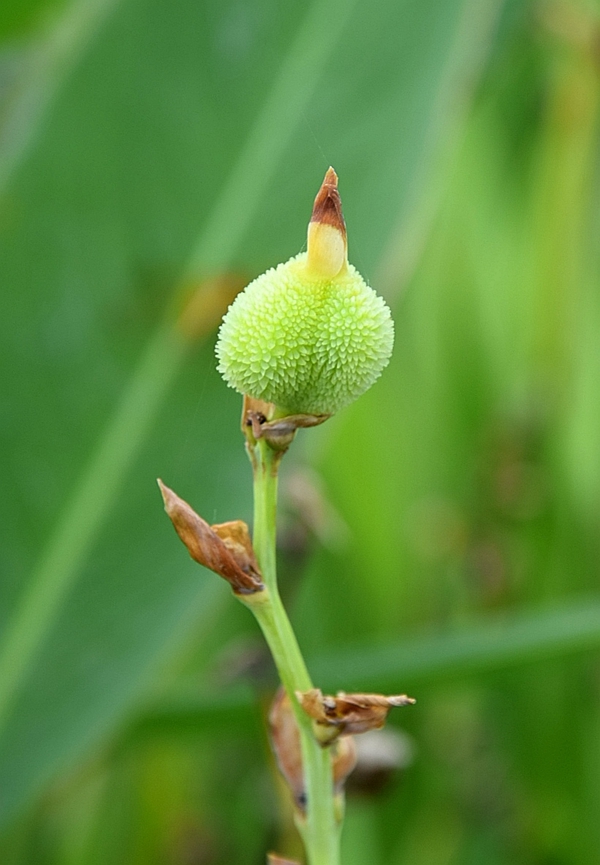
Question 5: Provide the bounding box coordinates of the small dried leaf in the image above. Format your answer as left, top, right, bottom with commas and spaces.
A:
242, 394, 275, 438
298, 689, 415, 741
332, 734, 357, 791
269, 688, 357, 812
158, 480, 263, 594
211, 520, 261, 578
269, 689, 305, 810
242, 395, 330, 452
259, 413, 331, 452
267, 855, 301, 865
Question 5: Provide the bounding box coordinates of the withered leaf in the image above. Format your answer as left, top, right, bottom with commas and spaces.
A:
211, 520, 260, 578
269, 689, 305, 810
242, 394, 275, 438
332, 734, 357, 790
269, 688, 357, 812
298, 689, 415, 741
258, 413, 330, 451
242, 395, 330, 452
158, 480, 263, 594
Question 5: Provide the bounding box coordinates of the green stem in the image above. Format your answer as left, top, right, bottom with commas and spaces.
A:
244, 438, 341, 865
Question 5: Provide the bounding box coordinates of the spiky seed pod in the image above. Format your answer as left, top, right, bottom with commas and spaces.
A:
215, 169, 394, 416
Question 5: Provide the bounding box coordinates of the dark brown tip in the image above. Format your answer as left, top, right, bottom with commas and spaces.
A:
310, 166, 346, 240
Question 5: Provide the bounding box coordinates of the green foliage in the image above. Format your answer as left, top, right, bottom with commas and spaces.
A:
3, 0, 600, 862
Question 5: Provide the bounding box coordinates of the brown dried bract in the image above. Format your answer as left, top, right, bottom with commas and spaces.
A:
310, 167, 347, 242
211, 520, 260, 579
269, 689, 305, 810
242, 395, 330, 453
332, 733, 357, 791
298, 689, 416, 742
258, 413, 330, 452
158, 480, 263, 594
242, 394, 275, 439
269, 689, 357, 813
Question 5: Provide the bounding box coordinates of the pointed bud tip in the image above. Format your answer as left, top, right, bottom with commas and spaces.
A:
307, 167, 347, 278
310, 167, 346, 237
324, 165, 338, 187
157, 478, 174, 510
157, 480, 190, 527
390, 695, 416, 706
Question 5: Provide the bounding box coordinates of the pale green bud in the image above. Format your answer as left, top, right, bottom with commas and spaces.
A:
215, 169, 394, 416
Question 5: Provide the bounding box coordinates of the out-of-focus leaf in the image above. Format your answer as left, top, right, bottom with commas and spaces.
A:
0, 0, 121, 194
0, 0, 502, 828
133, 597, 600, 728
310, 596, 600, 690
0, 0, 67, 40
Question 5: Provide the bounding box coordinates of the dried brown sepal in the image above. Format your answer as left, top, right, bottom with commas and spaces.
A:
260, 413, 331, 452
254, 412, 331, 453
158, 480, 263, 594
269, 689, 305, 811
242, 394, 275, 441
269, 688, 357, 813
267, 854, 301, 865
242, 395, 330, 453
210, 520, 262, 581
310, 167, 346, 241
332, 734, 357, 791
298, 689, 416, 743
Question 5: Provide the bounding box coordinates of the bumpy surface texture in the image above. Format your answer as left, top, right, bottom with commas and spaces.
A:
215, 253, 394, 415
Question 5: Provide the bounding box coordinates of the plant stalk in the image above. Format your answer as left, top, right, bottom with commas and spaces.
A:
242, 438, 340, 865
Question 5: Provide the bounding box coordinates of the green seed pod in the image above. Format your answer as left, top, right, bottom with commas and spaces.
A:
215, 169, 394, 416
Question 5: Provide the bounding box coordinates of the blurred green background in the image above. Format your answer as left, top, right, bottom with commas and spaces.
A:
2, 0, 600, 862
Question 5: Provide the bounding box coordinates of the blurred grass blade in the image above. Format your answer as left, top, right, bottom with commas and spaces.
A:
0, 0, 355, 738
0, 326, 185, 729
138, 597, 600, 729
311, 598, 600, 689
0, 0, 120, 196
188, 0, 357, 272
